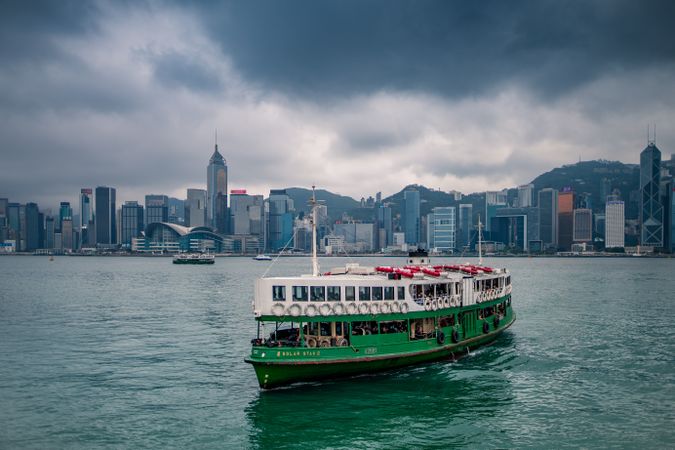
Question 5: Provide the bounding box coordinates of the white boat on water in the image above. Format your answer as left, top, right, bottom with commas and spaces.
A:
253, 254, 273, 261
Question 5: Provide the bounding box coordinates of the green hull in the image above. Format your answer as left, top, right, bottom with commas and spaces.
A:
246, 306, 515, 389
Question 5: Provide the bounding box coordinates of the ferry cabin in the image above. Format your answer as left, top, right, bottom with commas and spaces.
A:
251, 263, 513, 352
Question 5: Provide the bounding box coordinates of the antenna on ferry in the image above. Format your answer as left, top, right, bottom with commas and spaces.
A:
310, 185, 320, 277
477, 214, 483, 266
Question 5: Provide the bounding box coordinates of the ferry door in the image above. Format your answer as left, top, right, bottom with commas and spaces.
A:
461, 311, 475, 338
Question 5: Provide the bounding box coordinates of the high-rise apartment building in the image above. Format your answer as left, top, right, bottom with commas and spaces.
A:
403, 189, 420, 245
558, 188, 574, 250
538, 188, 558, 249
185, 188, 207, 228
207, 141, 228, 232
95, 186, 116, 245
640, 142, 663, 247
573, 208, 592, 242
605, 200, 625, 248
145, 195, 168, 225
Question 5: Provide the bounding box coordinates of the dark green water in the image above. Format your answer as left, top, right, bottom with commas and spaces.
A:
1, 256, 673, 448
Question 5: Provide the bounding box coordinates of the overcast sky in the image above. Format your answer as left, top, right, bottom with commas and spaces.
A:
1, 0, 674, 211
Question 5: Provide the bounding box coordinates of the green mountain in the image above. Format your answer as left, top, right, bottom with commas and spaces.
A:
285, 187, 361, 221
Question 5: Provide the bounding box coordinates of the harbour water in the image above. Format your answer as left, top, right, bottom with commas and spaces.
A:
1, 256, 673, 448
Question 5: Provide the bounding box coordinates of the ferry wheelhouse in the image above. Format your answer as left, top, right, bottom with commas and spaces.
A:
245, 190, 515, 389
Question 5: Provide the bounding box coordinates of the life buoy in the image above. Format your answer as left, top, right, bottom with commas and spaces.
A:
424, 299, 432, 311
370, 303, 380, 315
451, 329, 459, 343
319, 304, 332, 316
332, 303, 345, 315
306, 337, 317, 347
483, 321, 489, 334
401, 303, 409, 314
337, 338, 348, 347
287, 304, 301, 317
443, 297, 451, 308
320, 340, 330, 348
346, 302, 358, 314
390, 302, 401, 313
380, 302, 391, 314
305, 304, 317, 317
272, 303, 285, 317
431, 300, 438, 311
436, 331, 445, 345
358, 303, 369, 315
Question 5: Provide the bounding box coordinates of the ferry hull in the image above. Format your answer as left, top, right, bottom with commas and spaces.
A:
247, 314, 515, 389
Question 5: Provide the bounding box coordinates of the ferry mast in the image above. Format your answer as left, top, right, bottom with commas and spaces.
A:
310, 185, 319, 277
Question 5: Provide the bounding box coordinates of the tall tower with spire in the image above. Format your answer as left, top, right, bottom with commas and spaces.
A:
640, 127, 663, 248
207, 132, 228, 233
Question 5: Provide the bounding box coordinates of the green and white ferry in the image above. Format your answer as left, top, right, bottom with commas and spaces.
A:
245, 191, 515, 389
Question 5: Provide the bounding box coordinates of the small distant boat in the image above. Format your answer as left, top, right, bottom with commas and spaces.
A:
173, 253, 215, 265
253, 254, 273, 261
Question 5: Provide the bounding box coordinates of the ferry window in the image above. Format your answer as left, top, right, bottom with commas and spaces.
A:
327, 286, 341, 301
359, 286, 371, 301
384, 286, 394, 300
310, 286, 325, 301
372, 287, 383, 301
320, 322, 331, 336
272, 285, 286, 301
345, 286, 356, 301
397, 286, 405, 300
292, 286, 308, 301
351, 321, 378, 335
380, 320, 407, 334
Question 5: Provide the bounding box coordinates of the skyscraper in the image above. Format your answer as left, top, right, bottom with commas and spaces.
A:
538, 188, 558, 249
267, 189, 294, 252
121, 201, 144, 248
80, 189, 93, 247
377, 205, 393, 249
45, 216, 55, 249
640, 142, 663, 247
207, 139, 228, 232
145, 195, 169, 225
185, 188, 207, 227
605, 200, 625, 248
24, 202, 40, 251
95, 186, 116, 245
573, 208, 592, 242
458, 204, 473, 250
558, 188, 574, 250
403, 189, 420, 246
229, 190, 264, 236
517, 184, 534, 207
427, 207, 456, 252
59, 202, 72, 231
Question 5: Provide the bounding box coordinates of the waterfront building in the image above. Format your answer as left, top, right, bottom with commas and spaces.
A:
538, 188, 558, 249
517, 184, 534, 207
25, 202, 40, 251
427, 207, 456, 253
185, 189, 207, 227
377, 205, 393, 249
485, 190, 507, 233
61, 218, 73, 250
59, 202, 72, 232
45, 216, 55, 249
458, 204, 473, 250
491, 207, 540, 252
143, 223, 227, 253
145, 195, 169, 225
80, 189, 93, 247
670, 183, 675, 253
333, 223, 376, 252
54, 231, 62, 250
557, 188, 574, 251
18, 204, 26, 251
267, 189, 294, 252
95, 186, 116, 246
605, 200, 625, 248
403, 189, 420, 246
121, 201, 144, 248
594, 213, 606, 239
573, 209, 592, 242
229, 190, 264, 236
207, 140, 228, 232
167, 198, 185, 225
640, 141, 663, 247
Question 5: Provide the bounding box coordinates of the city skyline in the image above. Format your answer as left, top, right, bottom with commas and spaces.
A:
1, 2, 675, 207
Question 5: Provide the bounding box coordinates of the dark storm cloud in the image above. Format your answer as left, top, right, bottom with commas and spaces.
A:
196, 0, 675, 99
